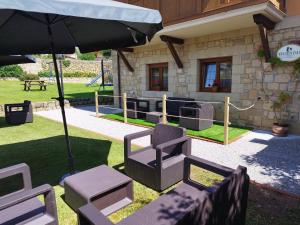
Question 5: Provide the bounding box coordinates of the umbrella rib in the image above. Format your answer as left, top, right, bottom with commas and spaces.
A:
51, 16, 69, 25
0, 11, 16, 30
61, 20, 77, 47
18, 11, 48, 26
116, 21, 147, 36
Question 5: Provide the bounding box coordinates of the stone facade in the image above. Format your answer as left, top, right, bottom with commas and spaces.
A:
113, 20, 300, 134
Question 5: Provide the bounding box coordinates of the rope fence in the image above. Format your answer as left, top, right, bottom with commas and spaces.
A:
95, 91, 257, 145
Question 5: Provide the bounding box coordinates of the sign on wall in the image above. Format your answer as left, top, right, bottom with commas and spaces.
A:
277, 44, 300, 62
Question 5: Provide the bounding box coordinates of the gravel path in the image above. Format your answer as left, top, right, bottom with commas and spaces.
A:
36, 106, 300, 195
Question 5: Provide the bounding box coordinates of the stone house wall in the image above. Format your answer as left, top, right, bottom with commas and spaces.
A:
112, 20, 300, 134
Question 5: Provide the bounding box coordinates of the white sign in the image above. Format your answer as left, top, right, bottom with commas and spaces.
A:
277, 44, 300, 62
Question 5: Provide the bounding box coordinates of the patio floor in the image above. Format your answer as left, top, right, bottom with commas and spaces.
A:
36, 105, 300, 196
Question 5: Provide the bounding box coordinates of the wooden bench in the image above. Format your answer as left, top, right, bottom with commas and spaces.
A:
23, 80, 47, 91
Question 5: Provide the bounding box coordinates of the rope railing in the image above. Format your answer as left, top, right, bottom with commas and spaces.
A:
95, 92, 258, 145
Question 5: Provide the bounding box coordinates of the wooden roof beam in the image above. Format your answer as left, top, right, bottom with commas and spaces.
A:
160, 35, 184, 69
116, 49, 134, 72
253, 14, 276, 62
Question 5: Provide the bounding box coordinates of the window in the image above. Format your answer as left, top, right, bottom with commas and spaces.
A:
148, 63, 168, 91
199, 57, 232, 92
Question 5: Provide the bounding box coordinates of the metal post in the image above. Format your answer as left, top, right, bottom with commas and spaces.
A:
224, 96, 230, 145
59, 59, 64, 96
95, 91, 99, 117
46, 16, 75, 176
123, 92, 127, 123
162, 94, 167, 124
101, 59, 105, 91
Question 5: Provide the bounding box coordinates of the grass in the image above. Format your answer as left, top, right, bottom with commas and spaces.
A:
103, 113, 251, 143
0, 80, 113, 104
0, 116, 299, 225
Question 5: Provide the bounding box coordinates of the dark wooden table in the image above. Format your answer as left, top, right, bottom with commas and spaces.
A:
23, 80, 47, 91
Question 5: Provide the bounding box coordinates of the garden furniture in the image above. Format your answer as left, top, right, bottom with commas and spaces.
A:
124, 124, 191, 191
156, 97, 198, 120
179, 104, 214, 130
64, 165, 133, 216
23, 80, 47, 91
0, 163, 58, 225
77, 155, 250, 225
146, 111, 164, 124
127, 98, 150, 119
4, 100, 33, 124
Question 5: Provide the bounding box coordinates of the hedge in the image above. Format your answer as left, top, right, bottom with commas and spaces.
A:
19, 74, 39, 81
0, 65, 24, 78
38, 71, 97, 78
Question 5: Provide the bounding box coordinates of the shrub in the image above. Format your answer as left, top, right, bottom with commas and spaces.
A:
0, 65, 24, 78
19, 73, 40, 81
38, 70, 96, 78
62, 60, 71, 68
78, 52, 97, 61
102, 49, 112, 58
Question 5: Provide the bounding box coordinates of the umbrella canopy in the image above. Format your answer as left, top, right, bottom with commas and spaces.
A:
0, 55, 36, 66
0, 0, 162, 54
0, 0, 162, 176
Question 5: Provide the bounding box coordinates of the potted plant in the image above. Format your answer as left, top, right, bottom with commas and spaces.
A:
271, 91, 291, 137
211, 80, 219, 92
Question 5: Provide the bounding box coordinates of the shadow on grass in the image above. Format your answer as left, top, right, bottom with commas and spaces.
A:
0, 135, 112, 195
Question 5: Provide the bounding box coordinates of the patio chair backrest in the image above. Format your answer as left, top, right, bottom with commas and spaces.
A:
152, 124, 184, 149
166, 97, 196, 116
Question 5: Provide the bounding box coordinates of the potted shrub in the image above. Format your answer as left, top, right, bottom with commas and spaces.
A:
271, 91, 291, 137
211, 80, 219, 92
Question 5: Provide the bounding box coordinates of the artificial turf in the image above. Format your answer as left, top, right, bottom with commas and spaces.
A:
0, 116, 299, 225
103, 113, 251, 143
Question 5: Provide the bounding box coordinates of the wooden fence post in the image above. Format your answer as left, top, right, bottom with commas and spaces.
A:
95, 91, 99, 117
224, 96, 230, 145
123, 92, 127, 123
162, 94, 167, 124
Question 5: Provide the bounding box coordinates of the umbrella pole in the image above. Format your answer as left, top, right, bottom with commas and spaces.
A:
51, 52, 75, 175
46, 17, 75, 177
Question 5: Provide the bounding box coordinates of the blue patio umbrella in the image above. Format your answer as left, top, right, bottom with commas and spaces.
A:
0, 0, 162, 177
0, 55, 36, 66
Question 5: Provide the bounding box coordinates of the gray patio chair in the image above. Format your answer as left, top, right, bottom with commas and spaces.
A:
179, 104, 214, 130
0, 163, 58, 225
77, 155, 249, 225
124, 124, 191, 191
4, 100, 33, 124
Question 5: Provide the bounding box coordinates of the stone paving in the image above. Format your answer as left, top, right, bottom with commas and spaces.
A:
36, 106, 300, 196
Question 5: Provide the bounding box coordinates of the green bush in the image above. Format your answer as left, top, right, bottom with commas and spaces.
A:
78, 52, 97, 61
0, 65, 24, 78
62, 60, 71, 68
19, 73, 40, 81
102, 49, 112, 58
38, 70, 96, 78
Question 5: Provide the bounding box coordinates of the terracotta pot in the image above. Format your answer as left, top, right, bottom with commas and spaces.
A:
211, 86, 219, 92
272, 123, 289, 137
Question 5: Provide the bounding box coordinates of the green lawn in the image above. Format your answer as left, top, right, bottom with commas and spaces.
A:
0, 80, 113, 104
0, 116, 299, 225
104, 113, 251, 143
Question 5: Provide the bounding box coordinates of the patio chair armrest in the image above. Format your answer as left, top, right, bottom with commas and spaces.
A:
78, 204, 114, 225
124, 129, 153, 157
156, 136, 191, 166
155, 100, 162, 112
0, 163, 32, 191
183, 156, 234, 184
0, 184, 57, 214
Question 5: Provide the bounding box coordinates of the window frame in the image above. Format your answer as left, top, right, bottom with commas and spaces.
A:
148, 62, 168, 91
199, 57, 232, 93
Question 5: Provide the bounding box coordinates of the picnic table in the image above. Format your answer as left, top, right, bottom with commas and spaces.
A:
23, 80, 47, 91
